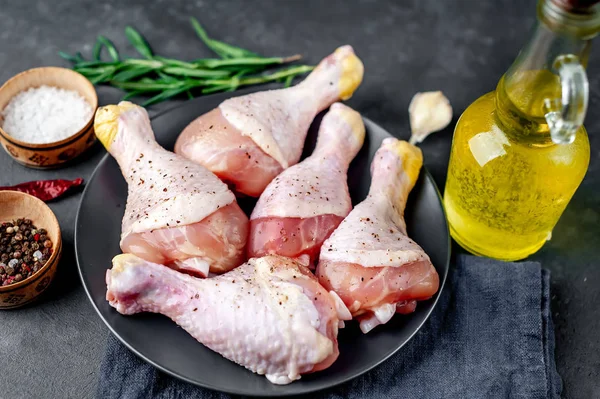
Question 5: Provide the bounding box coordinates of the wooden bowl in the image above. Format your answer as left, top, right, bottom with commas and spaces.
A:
0, 191, 62, 309
0, 67, 98, 169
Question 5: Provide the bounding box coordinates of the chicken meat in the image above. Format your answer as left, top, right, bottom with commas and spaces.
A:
248, 103, 365, 267
94, 102, 248, 277
316, 138, 439, 333
106, 253, 351, 384
174, 45, 364, 197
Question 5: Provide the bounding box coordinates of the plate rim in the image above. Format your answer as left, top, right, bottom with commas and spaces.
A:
75, 103, 451, 397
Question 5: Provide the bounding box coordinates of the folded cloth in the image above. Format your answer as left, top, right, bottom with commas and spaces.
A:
97, 254, 562, 399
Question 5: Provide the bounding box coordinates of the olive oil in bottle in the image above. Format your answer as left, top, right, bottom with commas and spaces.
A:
444, 0, 599, 261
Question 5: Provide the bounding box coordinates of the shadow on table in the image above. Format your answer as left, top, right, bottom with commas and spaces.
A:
43, 241, 81, 300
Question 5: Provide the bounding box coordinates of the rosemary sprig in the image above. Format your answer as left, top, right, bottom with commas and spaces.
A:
59, 18, 313, 106
189, 17, 258, 59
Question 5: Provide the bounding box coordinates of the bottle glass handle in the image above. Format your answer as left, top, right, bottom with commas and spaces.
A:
544, 54, 589, 144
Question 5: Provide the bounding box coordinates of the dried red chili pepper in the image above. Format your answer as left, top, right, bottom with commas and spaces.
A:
0, 178, 84, 201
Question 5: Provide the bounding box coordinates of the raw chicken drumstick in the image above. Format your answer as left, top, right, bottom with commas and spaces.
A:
174, 45, 364, 197
248, 103, 365, 267
316, 138, 440, 333
106, 253, 351, 384
94, 102, 248, 277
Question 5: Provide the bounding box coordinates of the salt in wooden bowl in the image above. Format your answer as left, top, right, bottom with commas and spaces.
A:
0, 67, 98, 169
0, 191, 62, 309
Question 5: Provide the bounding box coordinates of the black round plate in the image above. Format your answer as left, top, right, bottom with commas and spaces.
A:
75, 90, 450, 397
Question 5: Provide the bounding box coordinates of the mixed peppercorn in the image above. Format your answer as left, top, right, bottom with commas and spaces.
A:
0, 219, 53, 286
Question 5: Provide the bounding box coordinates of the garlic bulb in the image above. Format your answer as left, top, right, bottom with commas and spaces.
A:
408, 91, 453, 145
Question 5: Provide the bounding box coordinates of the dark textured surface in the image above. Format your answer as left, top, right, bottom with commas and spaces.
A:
0, 0, 597, 398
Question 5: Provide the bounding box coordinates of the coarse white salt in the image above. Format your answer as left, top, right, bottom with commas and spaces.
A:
1, 85, 93, 144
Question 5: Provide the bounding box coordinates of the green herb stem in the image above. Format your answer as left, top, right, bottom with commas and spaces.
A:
60, 18, 313, 105
190, 17, 258, 59
238, 65, 314, 86
199, 55, 302, 69
125, 26, 154, 59
161, 67, 231, 78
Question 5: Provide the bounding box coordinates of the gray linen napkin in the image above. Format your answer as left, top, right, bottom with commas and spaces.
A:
97, 254, 562, 399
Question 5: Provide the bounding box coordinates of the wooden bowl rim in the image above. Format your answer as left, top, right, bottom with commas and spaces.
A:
0, 191, 63, 292
0, 66, 98, 149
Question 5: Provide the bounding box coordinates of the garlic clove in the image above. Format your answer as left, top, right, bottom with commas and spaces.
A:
408, 91, 453, 145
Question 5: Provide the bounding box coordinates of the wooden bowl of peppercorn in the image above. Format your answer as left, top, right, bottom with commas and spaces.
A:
0, 190, 62, 309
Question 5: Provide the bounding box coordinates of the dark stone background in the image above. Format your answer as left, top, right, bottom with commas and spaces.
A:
0, 0, 598, 398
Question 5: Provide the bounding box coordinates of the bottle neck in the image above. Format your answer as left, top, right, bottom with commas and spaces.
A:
495, 0, 599, 142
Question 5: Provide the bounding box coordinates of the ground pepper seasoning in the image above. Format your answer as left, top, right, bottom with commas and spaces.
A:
0, 219, 53, 286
